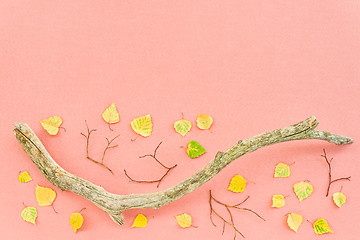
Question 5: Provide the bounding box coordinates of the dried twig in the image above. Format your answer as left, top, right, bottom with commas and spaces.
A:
209, 190, 264, 239
124, 142, 177, 187
321, 149, 351, 197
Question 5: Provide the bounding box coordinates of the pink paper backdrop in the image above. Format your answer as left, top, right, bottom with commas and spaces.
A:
1, 1, 359, 239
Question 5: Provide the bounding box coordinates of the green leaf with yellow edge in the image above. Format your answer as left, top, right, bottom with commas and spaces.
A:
131, 114, 153, 137
272, 194, 285, 208
21, 206, 37, 225
196, 114, 213, 130
174, 117, 192, 137
40, 116, 63, 135
287, 213, 302, 232
102, 103, 120, 124
186, 140, 206, 158
35, 185, 56, 207
18, 171, 32, 183
131, 214, 147, 228
175, 213, 193, 228
227, 175, 247, 193
69, 212, 84, 234
313, 218, 333, 234
293, 181, 313, 202
333, 192, 346, 208
274, 163, 291, 178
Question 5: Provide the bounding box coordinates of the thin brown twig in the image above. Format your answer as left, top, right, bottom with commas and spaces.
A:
209, 190, 265, 239
124, 142, 177, 188
321, 149, 351, 197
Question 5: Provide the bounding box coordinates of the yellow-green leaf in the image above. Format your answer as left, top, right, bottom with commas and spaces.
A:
274, 163, 291, 178
287, 213, 303, 232
18, 171, 32, 183
227, 175, 247, 193
313, 218, 333, 234
102, 103, 120, 124
40, 116, 63, 135
131, 214, 147, 228
174, 119, 192, 137
175, 213, 193, 228
186, 140, 206, 158
196, 114, 213, 130
333, 192, 346, 208
69, 212, 84, 234
21, 206, 37, 225
131, 115, 153, 137
272, 195, 285, 208
293, 181, 313, 202
36, 185, 56, 207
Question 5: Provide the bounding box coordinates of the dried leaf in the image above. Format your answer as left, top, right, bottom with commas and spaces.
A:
287, 213, 303, 232
272, 195, 285, 208
102, 103, 120, 124
313, 218, 333, 234
21, 206, 37, 225
175, 213, 193, 228
131, 115, 153, 137
196, 114, 213, 130
293, 181, 313, 202
332, 192, 346, 208
69, 212, 84, 234
131, 214, 147, 228
18, 171, 32, 183
40, 116, 63, 135
227, 175, 247, 193
174, 119, 191, 137
274, 163, 291, 178
35, 185, 56, 207
186, 140, 206, 158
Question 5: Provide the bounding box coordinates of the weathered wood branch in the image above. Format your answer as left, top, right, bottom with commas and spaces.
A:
13, 116, 353, 225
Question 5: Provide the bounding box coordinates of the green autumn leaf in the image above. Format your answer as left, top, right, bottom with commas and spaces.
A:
186, 141, 206, 158
274, 163, 291, 177
313, 218, 333, 234
21, 206, 37, 225
174, 119, 191, 137
333, 192, 346, 208
293, 181, 313, 202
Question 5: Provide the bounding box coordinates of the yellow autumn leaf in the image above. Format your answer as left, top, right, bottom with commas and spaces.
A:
21, 206, 37, 225
40, 116, 63, 135
272, 195, 285, 208
131, 115, 153, 137
18, 171, 32, 183
293, 181, 313, 202
175, 213, 193, 228
274, 163, 291, 178
69, 212, 84, 234
131, 214, 147, 228
102, 103, 120, 124
174, 118, 192, 137
196, 114, 213, 130
313, 218, 333, 234
36, 185, 56, 207
333, 192, 346, 208
227, 175, 247, 193
287, 213, 303, 232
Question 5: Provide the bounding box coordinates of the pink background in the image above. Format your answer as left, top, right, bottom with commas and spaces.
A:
1, 1, 359, 239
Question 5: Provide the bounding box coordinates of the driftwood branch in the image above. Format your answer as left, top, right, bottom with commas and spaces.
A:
13, 116, 353, 225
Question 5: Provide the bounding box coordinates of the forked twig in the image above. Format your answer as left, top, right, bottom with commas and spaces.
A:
124, 142, 177, 187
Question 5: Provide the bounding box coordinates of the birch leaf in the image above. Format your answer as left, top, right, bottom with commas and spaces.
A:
102, 103, 120, 124
36, 185, 56, 206
21, 206, 37, 225
313, 218, 333, 234
186, 140, 206, 158
274, 163, 291, 178
227, 175, 247, 193
175, 213, 192, 228
293, 181, 313, 202
174, 119, 191, 137
287, 213, 303, 232
196, 114, 213, 130
272, 195, 285, 208
131, 115, 153, 137
131, 214, 147, 228
69, 212, 84, 234
18, 171, 32, 183
40, 116, 62, 135
333, 192, 346, 208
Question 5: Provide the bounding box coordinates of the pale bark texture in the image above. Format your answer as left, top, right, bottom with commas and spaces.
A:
13, 116, 353, 225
